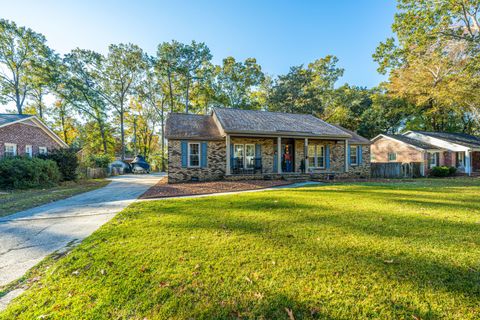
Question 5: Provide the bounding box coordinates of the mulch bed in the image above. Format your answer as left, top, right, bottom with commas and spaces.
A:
140, 179, 294, 199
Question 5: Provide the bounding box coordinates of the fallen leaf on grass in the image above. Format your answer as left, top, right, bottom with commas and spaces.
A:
245, 276, 253, 284
285, 307, 295, 320
254, 292, 264, 299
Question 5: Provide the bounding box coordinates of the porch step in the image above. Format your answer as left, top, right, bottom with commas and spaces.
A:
281, 174, 310, 182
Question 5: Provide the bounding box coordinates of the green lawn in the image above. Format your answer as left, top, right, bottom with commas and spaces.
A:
1, 179, 480, 319
0, 179, 110, 217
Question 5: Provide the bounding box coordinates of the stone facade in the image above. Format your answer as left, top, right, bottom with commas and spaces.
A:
168, 139, 226, 183
0, 122, 62, 157
168, 136, 371, 183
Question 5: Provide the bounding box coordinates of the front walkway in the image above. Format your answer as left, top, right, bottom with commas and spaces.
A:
0, 174, 163, 288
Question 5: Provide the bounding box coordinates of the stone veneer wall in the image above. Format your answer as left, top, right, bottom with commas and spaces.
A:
168, 139, 226, 183
299, 139, 371, 178
168, 137, 371, 183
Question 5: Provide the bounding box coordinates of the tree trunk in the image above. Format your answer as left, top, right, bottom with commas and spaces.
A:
99, 121, 108, 154
120, 105, 125, 160
168, 71, 174, 113
15, 88, 22, 114
161, 100, 165, 172
185, 77, 190, 113
61, 111, 68, 145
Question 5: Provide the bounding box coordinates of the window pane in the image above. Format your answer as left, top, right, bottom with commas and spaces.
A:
350, 146, 357, 164
308, 145, 315, 167
245, 144, 255, 168
318, 146, 325, 167
189, 144, 200, 167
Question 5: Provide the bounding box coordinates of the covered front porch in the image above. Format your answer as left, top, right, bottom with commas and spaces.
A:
224, 135, 350, 178
429, 149, 480, 176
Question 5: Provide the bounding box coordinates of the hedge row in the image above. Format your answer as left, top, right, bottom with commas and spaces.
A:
429, 166, 457, 177
0, 157, 61, 189
0, 149, 80, 189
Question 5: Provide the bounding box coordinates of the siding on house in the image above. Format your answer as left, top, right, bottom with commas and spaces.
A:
0, 122, 61, 157
371, 136, 426, 163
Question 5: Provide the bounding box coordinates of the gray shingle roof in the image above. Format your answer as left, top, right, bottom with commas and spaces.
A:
330, 124, 371, 145
0, 114, 33, 127
382, 134, 441, 150
213, 107, 350, 138
410, 131, 480, 148
165, 113, 223, 140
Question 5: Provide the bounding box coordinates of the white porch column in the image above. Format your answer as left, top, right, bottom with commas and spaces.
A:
226, 135, 231, 175
344, 139, 349, 172
466, 149, 471, 176
304, 138, 309, 172
277, 136, 282, 174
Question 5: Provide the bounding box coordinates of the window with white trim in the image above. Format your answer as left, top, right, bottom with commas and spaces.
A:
350, 145, 358, 165
233, 144, 257, 169
188, 143, 200, 167
39, 147, 48, 155
388, 152, 397, 161
429, 152, 439, 168
456, 152, 465, 168
245, 144, 255, 169
308, 145, 325, 168
25, 145, 33, 157
4, 143, 17, 157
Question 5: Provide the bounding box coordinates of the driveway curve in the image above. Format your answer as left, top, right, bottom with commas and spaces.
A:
0, 174, 163, 287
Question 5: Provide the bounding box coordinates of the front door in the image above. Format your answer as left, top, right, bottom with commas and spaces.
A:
472, 151, 480, 172
282, 142, 294, 172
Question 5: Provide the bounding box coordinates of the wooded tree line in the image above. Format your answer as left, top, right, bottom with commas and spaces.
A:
1, 0, 479, 169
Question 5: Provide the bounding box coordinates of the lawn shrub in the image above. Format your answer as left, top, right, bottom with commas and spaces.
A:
86, 154, 112, 168
448, 166, 457, 175
430, 166, 456, 177
39, 148, 79, 181
0, 157, 61, 189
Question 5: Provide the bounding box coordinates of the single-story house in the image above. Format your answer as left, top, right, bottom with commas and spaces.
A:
371, 131, 480, 176
165, 107, 371, 183
0, 113, 68, 157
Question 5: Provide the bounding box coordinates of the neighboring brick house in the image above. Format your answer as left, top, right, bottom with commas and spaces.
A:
0, 114, 68, 158
371, 131, 480, 176
165, 107, 371, 183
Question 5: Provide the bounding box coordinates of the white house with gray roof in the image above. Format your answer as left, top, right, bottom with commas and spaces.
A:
165, 107, 371, 183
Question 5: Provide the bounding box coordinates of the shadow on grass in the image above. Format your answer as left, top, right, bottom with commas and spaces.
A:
130, 193, 480, 301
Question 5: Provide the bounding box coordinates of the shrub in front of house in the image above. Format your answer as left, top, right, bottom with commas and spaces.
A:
39, 148, 79, 181
429, 166, 456, 177
0, 157, 61, 189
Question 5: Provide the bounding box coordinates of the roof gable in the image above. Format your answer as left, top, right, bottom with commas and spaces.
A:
212, 107, 350, 138
0, 114, 33, 127
0, 114, 68, 147
165, 113, 223, 140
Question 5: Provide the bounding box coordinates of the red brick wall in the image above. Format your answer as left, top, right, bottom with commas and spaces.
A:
0, 122, 63, 157
371, 137, 424, 163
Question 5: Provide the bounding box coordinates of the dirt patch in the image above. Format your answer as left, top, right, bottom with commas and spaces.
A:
140, 179, 294, 199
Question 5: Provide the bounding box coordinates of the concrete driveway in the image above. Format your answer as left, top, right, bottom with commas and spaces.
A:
0, 174, 163, 288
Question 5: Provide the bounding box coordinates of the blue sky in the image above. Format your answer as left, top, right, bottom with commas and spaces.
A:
1, 0, 396, 88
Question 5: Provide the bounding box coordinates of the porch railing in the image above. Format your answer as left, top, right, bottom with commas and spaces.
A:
231, 157, 262, 174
